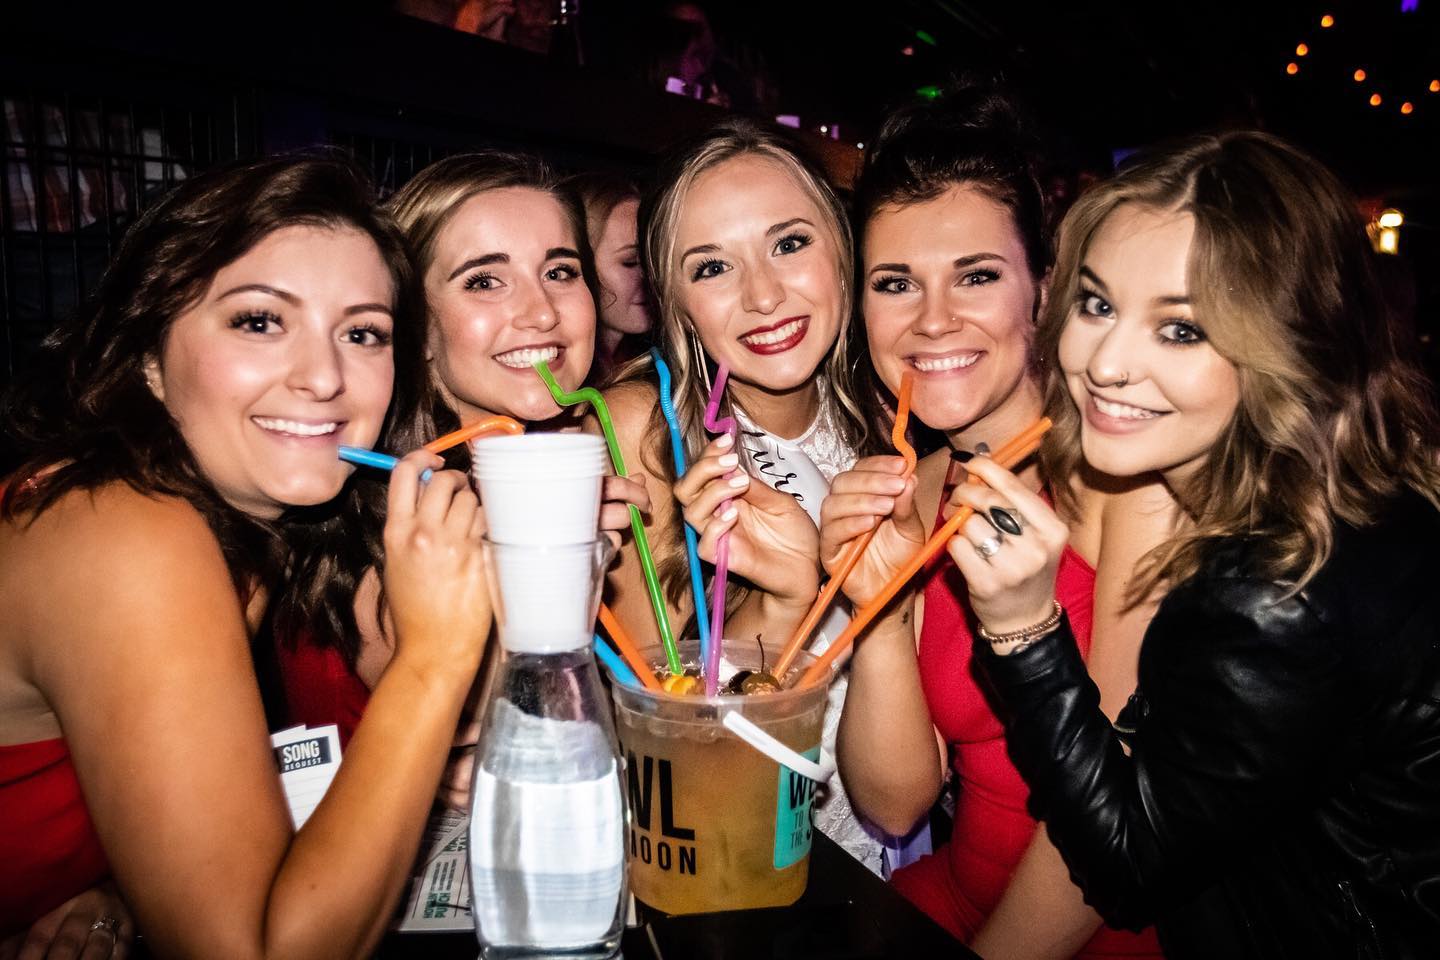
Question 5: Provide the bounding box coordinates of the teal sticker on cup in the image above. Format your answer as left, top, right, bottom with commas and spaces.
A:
773, 746, 821, 869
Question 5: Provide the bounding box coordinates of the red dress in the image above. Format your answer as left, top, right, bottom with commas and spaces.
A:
274, 629, 370, 747
890, 497, 1162, 958
0, 738, 109, 936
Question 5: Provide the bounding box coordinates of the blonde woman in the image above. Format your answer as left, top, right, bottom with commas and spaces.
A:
598, 118, 900, 873
948, 132, 1440, 956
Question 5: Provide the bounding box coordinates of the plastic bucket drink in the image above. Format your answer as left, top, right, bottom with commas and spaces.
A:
609, 641, 836, 915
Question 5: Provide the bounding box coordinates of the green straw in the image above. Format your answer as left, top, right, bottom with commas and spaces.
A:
534, 361, 682, 675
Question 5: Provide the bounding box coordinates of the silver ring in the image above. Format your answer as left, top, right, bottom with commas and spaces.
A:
989, 506, 1026, 536
89, 916, 120, 942
975, 535, 1003, 559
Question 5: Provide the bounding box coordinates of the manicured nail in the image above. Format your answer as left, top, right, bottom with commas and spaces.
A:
729, 474, 750, 488
716, 433, 734, 449
720, 506, 738, 522
718, 453, 739, 468
974, 442, 990, 456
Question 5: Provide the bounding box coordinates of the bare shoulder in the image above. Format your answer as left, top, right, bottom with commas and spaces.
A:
20, 483, 227, 575
597, 379, 666, 480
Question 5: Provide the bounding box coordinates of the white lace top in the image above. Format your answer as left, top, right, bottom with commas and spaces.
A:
730, 389, 917, 876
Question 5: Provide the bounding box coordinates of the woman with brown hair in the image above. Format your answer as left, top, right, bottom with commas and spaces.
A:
0, 155, 491, 956
567, 171, 656, 378
821, 81, 1170, 956
944, 131, 1440, 957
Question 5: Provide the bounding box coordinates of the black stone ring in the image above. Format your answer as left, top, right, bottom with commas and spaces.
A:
989, 506, 1026, 536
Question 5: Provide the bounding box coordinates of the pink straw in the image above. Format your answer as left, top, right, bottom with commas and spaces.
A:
702, 362, 737, 695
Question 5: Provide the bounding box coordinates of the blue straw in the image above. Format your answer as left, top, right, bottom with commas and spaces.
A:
651, 349, 711, 658
338, 445, 432, 483
594, 633, 638, 687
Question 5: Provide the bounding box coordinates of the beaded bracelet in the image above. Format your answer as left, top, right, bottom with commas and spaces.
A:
977, 600, 1063, 651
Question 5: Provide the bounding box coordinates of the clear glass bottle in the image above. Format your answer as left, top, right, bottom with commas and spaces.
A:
469, 539, 625, 960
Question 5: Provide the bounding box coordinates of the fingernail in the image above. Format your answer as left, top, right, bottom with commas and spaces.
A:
721, 506, 738, 521
718, 453, 739, 468
974, 442, 990, 456
952, 450, 973, 463
716, 433, 734, 449
420, 468, 434, 483
729, 474, 750, 488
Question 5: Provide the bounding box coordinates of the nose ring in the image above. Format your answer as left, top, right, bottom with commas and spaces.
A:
1115, 373, 1129, 388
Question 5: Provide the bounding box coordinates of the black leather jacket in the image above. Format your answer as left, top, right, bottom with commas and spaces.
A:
978, 492, 1440, 959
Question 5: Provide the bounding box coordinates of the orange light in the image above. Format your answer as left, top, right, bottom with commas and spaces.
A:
1431, 80, 1440, 93
1370, 93, 1383, 107
1287, 62, 1300, 75
1401, 102, 1415, 115
1320, 13, 1335, 27
1296, 43, 1309, 56
1354, 69, 1367, 82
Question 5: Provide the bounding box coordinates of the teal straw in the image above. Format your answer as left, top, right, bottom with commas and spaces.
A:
594, 633, 639, 687
651, 349, 711, 658
533, 361, 682, 675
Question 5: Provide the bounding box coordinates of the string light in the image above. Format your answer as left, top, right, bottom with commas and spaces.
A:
1370, 93, 1383, 106
1296, 43, 1309, 56
1431, 80, 1440, 93
1287, 62, 1300, 75
1401, 102, 1415, 114
1354, 69, 1367, 82
1320, 13, 1335, 27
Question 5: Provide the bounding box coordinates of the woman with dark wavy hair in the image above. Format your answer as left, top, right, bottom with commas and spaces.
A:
946, 132, 1440, 957
822, 81, 1170, 956
0, 154, 492, 957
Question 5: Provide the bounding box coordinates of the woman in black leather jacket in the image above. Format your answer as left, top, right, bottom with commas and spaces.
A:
940, 131, 1440, 959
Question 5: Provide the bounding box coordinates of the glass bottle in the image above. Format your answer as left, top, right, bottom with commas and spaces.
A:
469, 539, 625, 960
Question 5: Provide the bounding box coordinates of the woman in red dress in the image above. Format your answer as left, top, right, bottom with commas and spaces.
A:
822, 82, 1173, 957
0, 155, 492, 955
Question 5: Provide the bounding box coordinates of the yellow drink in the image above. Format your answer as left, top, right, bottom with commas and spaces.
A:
610, 642, 832, 915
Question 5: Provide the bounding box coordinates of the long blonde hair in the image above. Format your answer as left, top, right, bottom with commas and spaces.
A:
1041, 131, 1440, 596
614, 118, 866, 616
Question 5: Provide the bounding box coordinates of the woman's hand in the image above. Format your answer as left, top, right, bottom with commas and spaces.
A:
676, 434, 820, 605
599, 472, 652, 552
818, 455, 926, 607
944, 456, 1069, 638
382, 451, 491, 682
1, 882, 134, 960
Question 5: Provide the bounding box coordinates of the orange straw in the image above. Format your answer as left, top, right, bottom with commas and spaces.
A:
599, 603, 664, 693
423, 415, 525, 454
793, 417, 1052, 690
772, 374, 916, 677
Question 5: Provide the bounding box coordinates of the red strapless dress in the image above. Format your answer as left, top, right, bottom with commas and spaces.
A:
0, 738, 109, 936
890, 495, 1162, 958
274, 629, 370, 747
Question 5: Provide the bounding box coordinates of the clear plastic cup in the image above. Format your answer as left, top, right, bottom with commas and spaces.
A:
609, 641, 836, 915
470, 433, 608, 545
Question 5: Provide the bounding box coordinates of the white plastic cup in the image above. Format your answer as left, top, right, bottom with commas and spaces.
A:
470, 433, 608, 546
482, 539, 613, 654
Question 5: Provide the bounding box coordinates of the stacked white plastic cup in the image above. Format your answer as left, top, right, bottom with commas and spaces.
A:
470, 434, 608, 546
470, 434, 611, 652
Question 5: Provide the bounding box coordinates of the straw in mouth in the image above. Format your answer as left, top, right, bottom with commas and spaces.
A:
337, 445, 432, 483
533, 360, 683, 676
